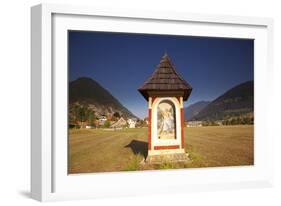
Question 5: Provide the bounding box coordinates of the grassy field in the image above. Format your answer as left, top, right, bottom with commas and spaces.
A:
68, 125, 253, 174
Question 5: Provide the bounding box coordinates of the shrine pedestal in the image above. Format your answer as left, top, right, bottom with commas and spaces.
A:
146, 153, 190, 164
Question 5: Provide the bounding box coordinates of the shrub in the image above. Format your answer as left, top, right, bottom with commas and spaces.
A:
158, 162, 179, 169
123, 154, 143, 171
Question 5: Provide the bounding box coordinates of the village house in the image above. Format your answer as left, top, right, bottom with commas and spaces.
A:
215, 120, 223, 126
85, 125, 95, 129
144, 117, 149, 125
127, 118, 136, 128
186, 121, 203, 127
110, 117, 127, 129
97, 115, 107, 126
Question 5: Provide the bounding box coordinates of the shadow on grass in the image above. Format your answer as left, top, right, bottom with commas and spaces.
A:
125, 140, 148, 159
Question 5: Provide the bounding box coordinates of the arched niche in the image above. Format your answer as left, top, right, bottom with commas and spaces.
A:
156, 100, 176, 140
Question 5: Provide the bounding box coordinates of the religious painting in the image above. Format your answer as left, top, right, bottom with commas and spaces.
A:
157, 100, 176, 139
68, 30, 254, 174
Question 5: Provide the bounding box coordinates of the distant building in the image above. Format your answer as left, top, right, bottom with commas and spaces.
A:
98, 115, 107, 121
110, 117, 127, 128
215, 120, 223, 126
97, 115, 107, 126
187, 121, 203, 127
143, 117, 149, 125
85, 125, 95, 129
78, 121, 88, 128
127, 119, 136, 128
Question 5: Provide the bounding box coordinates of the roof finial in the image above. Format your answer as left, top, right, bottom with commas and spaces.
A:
163, 49, 168, 58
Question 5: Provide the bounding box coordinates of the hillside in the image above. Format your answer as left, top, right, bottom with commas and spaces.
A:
184, 101, 210, 121
192, 81, 253, 121
69, 77, 137, 119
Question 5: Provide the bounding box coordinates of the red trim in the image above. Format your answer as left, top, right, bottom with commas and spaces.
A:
181, 108, 185, 149
148, 109, 152, 151
151, 96, 157, 104
154, 145, 180, 150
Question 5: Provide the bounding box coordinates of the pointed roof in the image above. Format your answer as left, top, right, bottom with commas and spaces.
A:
138, 53, 192, 101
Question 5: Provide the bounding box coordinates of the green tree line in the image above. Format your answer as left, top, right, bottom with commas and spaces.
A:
202, 116, 253, 126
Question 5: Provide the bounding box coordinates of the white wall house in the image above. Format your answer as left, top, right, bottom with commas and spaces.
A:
127, 119, 136, 128
85, 125, 95, 129
97, 116, 107, 126
187, 121, 203, 127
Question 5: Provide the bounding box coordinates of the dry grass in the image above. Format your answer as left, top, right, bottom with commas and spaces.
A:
68, 125, 253, 174
184, 125, 254, 168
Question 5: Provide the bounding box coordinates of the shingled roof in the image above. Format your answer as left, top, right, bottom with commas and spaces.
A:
138, 53, 192, 101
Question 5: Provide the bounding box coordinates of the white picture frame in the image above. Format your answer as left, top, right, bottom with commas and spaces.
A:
31, 3, 274, 202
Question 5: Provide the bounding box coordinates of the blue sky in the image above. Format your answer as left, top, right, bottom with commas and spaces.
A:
69, 31, 254, 118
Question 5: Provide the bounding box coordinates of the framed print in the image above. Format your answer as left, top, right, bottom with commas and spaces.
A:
31, 3, 274, 201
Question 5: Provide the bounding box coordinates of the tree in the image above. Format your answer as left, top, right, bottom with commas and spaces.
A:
78, 106, 86, 123
113, 112, 121, 119
71, 105, 96, 127
87, 110, 96, 127
202, 121, 209, 126
103, 120, 111, 128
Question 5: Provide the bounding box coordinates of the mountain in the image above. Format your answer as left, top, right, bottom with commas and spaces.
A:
69, 77, 137, 119
184, 101, 210, 121
192, 81, 253, 121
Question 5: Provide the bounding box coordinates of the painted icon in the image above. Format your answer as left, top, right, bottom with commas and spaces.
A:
157, 100, 176, 139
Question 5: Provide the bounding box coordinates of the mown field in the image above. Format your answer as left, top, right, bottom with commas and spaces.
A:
68, 125, 254, 174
